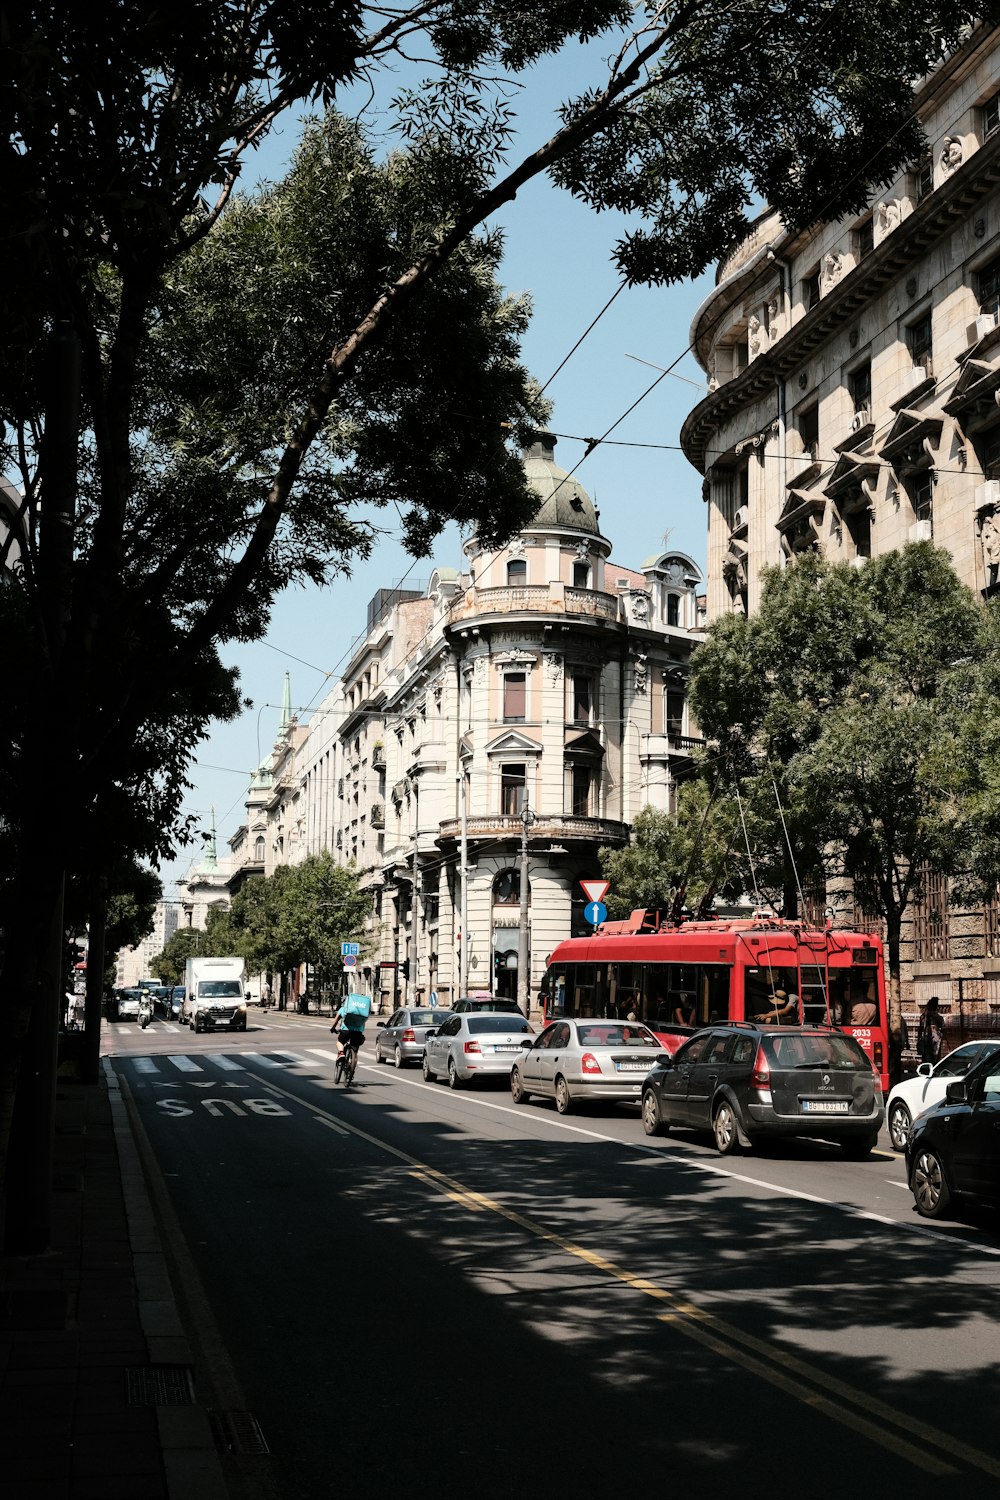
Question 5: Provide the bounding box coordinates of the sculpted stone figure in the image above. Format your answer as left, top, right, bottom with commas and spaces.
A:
982, 510, 1000, 581
940, 136, 963, 176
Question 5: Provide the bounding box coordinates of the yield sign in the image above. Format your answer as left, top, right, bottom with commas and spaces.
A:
579, 878, 610, 904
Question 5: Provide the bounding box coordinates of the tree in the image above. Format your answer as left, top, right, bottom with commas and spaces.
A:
2, 2, 995, 1244
689, 545, 1000, 1070
150, 927, 205, 988
223, 856, 371, 996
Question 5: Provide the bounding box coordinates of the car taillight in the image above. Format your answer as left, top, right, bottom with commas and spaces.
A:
873, 1041, 884, 1078
463, 1040, 482, 1054
581, 1052, 602, 1074
402, 1029, 415, 1042
751, 1045, 771, 1090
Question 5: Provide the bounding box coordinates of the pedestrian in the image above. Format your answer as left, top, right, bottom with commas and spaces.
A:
917, 996, 944, 1064
673, 993, 696, 1027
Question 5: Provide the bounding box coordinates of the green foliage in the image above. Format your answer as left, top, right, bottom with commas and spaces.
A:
689, 545, 1000, 1003
150, 926, 204, 986
104, 864, 164, 957
223, 855, 370, 979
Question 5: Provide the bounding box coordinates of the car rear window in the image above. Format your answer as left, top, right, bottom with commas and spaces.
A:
409, 1010, 443, 1025
576, 1024, 660, 1049
467, 1015, 532, 1035
766, 1033, 868, 1070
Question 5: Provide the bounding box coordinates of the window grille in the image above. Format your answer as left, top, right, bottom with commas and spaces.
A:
913, 863, 950, 961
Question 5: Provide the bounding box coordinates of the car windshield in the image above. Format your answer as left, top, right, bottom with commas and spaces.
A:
766, 1033, 867, 1070
576, 1024, 660, 1049
409, 1010, 445, 1025
201, 981, 242, 997
466, 1016, 532, 1035
464, 1000, 519, 1011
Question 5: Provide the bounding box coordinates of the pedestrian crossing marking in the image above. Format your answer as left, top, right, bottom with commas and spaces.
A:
168, 1055, 204, 1072
308, 1049, 342, 1063
239, 1053, 283, 1067
207, 1054, 245, 1071
134, 1058, 160, 1073
272, 1051, 308, 1063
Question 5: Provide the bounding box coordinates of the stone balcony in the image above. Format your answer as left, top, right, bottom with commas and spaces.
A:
437, 812, 629, 845
447, 582, 620, 626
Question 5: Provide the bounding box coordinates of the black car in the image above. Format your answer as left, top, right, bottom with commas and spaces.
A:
453, 995, 524, 1016
905, 1049, 1000, 1219
641, 1023, 884, 1158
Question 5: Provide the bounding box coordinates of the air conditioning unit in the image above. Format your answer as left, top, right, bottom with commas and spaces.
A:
850, 405, 872, 431
732, 505, 749, 530
909, 518, 933, 542
976, 480, 1000, 510
970, 311, 998, 343
902, 362, 932, 391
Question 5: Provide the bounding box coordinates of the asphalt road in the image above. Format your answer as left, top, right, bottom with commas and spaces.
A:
106, 1012, 1000, 1500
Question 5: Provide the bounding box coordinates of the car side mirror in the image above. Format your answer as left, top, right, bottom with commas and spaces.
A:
945, 1080, 969, 1104
520, 1036, 533, 1048
917, 1062, 933, 1077
425, 1028, 438, 1039
376, 1021, 386, 1028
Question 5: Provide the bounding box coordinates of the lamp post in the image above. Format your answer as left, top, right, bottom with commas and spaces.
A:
517, 798, 536, 1016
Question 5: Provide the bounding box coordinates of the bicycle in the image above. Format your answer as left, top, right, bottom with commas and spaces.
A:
335, 1034, 361, 1087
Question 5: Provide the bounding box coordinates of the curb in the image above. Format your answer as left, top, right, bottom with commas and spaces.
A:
104, 1060, 231, 1500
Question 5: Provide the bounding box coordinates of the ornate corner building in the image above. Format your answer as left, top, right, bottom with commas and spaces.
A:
251, 433, 703, 1010
679, 24, 1000, 1032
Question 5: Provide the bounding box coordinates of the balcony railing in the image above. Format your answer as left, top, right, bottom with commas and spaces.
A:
448, 582, 620, 623
437, 813, 628, 843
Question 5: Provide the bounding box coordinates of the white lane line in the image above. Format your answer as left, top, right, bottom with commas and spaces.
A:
206, 1054, 245, 1071
134, 1058, 160, 1074
239, 1053, 283, 1068
315, 1117, 349, 1135
352, 1063, 1000, 1258
272, 1051, 308, 1063
167, 1055, 204, 1072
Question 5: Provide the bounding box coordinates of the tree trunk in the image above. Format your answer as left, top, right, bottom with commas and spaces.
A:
885, 903, 905, 1088
0, 864, 66, 1252
83, 877, 109, 1085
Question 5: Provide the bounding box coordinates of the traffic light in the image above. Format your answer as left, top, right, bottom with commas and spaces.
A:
400, 959, 410, 982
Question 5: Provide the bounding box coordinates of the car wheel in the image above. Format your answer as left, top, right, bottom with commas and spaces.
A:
394, 1045, 404, 1070
841, 1131, 879, 1160
375, 1039, 384, 1064
641, 1088, 665, 1136
911, 1147, 953, 1218
448, 1058, 463, 1090
511, 1067, 528, 1104
887, 1100, 911, 1152
713, 1100, 740, 1155
422, 1054, 434, 1082
554, 1076, 572, 1115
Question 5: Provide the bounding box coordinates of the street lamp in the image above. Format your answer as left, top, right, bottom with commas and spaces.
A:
517, 798, 536, 1016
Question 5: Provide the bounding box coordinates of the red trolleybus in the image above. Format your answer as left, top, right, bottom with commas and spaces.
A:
542, 912, 889, 1092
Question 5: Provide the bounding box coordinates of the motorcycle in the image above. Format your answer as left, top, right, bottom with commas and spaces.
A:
138, 997, 153, 1030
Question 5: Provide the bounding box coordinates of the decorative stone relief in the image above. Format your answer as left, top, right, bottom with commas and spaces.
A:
821, 252, 844, 289
748, 314, 764, 359
766, 294, 781, 341
492, 650, 536, 670
982, 511, 1000, 584
633, 654, 648, 694
543, 652, 563, 684
664, 560, 686, 586
506, 534, 527, 558
940, 136, 963, 176
574, 538, 593, 560
876, 200, 901, 240
629, 592, 651, 622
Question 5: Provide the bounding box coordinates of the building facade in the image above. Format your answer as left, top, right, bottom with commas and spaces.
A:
679, 23, 1000, 1029
233, 434, 704, 1011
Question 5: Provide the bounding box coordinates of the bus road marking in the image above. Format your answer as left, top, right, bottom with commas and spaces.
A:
232, 1069, 998, 1480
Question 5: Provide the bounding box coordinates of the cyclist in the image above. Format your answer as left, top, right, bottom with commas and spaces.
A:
331, 992, 371, 1079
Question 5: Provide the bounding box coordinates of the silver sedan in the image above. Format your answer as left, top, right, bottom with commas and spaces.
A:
510, 1018, 664, 1114
423, 1012, 535, 1088
375, 1007, 453, 1068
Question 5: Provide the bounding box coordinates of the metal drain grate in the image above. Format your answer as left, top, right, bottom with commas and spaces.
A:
126, 1365, 196, 1406
209, 1409, 270, 1455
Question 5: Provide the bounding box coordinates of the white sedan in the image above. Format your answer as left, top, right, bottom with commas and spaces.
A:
423, 1012, 534, 1088
886, 1038, 1000, 1150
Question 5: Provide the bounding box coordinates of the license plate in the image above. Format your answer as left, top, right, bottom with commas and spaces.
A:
802, 1099, 849, 1113
492, 1045, 520, 1052
616, 1062, 649, 1072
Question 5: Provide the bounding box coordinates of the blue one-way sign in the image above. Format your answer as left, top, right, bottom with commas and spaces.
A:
584, 901, 607, 926
341, 942, 360, 956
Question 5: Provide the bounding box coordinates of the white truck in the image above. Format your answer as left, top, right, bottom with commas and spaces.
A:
182, 956, 248, 1034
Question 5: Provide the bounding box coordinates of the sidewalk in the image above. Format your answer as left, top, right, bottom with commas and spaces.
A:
0, 1062, 230, 1500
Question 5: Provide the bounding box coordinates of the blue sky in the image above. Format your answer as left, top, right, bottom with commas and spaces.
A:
162, 42, 717, 895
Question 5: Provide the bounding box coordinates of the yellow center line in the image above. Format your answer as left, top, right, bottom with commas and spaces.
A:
251, 1067, 996, 1479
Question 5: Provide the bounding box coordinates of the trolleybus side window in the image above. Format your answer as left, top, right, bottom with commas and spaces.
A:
830, 969, 881, 1026
744, 966, 800, 1021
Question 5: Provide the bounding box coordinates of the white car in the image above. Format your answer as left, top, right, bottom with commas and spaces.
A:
886, 1039, 1000, 1151
423, 1012, 535, 1088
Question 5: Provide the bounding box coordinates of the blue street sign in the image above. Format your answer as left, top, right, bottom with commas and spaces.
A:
584, 900, 607, 926
429, 991, 438, 1008
343, 953, 357, 969
341, 942, 360, 956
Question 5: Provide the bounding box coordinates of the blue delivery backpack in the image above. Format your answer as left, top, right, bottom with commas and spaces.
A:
341, 994, 371, 1019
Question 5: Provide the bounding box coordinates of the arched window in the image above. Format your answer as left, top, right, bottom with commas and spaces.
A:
507, 558, 527, 585
253, 836, 265, 861
493, 869, 528, 905
666, 592, 680, 627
